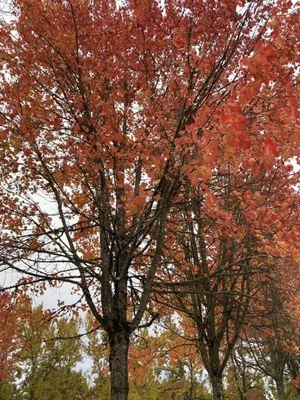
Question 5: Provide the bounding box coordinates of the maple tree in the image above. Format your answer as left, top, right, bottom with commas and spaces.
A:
156, 160, 299, 399
235, 275, 300, 400
0, 290, 31, 385
0, 0, 299, 399
157, 175, 255, 399
0, 291, 17, 383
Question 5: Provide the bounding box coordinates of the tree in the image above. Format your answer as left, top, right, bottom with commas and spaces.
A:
0, 290, 31, 387
15, 306, 90, 400
156, 159, 299, 400
235, 277, 300, 400
0, 1, 299, 399
159, 174, 256, 400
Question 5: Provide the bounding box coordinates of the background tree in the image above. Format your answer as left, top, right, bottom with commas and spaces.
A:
84, 317, 111, 400
0, 290, 31, 397
235, 279, 300, 400
156, 160, 299, 400
15, 306, 90, 400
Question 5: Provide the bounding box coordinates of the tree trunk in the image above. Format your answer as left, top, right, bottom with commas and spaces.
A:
275, 378, 285, 400
109, 329, 130, 400
210, 374, 225, 400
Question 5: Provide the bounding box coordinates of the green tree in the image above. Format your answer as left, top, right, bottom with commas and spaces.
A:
16, 307, 90, 400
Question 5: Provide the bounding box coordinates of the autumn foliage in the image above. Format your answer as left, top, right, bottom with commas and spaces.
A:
0, 291, 31, 382
0, 0, 299, 399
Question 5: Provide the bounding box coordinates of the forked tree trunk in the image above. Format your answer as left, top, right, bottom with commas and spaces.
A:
210, 374, 225, 400
109, 329, 130, 400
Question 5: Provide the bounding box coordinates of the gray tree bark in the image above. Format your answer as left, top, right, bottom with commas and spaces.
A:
210, 373, 225, 400
109, 329, 130, 400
